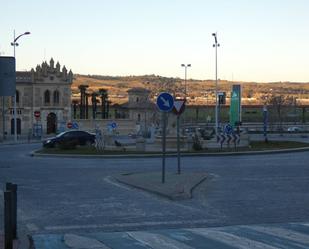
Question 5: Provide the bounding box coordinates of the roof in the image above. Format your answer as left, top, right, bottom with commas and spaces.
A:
16, 71, 32, 83
127, 87, 151, 93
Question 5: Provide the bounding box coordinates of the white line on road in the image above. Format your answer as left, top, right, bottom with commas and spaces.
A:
127, 231, 194, 249
246, 225, 309, 246
104, 176, 204, 213
188, 228, 278, 249
104, 176, 133, 191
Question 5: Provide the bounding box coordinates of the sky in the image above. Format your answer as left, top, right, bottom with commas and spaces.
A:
1, 0, 309, 82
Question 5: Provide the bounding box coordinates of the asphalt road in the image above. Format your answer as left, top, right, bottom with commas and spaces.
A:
1, 143, 309, 239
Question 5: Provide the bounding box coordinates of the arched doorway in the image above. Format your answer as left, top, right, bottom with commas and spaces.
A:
11, 118, 21, 135
47, 113, 57, 134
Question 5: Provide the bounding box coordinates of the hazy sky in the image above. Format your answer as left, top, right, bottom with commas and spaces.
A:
1, 0, 308, 82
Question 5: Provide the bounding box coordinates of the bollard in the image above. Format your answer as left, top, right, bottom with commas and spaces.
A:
6, 183, 17, 239
4, 191, 13, 249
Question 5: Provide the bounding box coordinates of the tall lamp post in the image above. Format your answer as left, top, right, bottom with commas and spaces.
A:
11, 30, 30, 142
212, 32, 220, 134
181, 64, 191, 98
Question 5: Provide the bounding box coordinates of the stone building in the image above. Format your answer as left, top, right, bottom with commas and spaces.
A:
117, 87, 158, 133
0, 58, 73, 138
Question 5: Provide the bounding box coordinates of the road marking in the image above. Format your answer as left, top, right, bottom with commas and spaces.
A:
44, 219, 214, 231
64, 234, 111, 249
104, 176, 203, 213
188, 228, 278, 249
246, 225, 309, 245
127, 231, 194, 249
104, 176, 133, 191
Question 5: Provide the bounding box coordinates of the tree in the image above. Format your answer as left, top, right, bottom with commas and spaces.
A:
266, 94, 294, 130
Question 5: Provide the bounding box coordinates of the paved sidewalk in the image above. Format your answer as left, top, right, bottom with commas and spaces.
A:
113, 171, 207, 200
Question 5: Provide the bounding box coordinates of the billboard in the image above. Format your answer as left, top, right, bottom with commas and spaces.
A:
0, 56, 16, 96
229, 84, 241, 127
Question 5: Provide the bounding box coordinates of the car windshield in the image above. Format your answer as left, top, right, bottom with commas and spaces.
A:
56, 132, 67, 137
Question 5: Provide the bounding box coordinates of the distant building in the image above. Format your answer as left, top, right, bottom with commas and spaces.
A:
115, 87, 158, 133
0, 58, 73, 138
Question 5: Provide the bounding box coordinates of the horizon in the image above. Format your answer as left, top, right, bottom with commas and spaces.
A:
1, 0, 309, 82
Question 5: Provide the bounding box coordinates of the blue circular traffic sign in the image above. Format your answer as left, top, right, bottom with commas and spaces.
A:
156, 92, 174, 112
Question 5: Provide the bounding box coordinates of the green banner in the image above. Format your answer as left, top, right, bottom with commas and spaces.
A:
230, 85, 241, 127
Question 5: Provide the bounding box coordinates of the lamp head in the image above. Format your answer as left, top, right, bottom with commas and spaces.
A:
181, 64, 185, 67
187, 64, 191, 67
212, 33, 216, 37
24, 32, 31, 35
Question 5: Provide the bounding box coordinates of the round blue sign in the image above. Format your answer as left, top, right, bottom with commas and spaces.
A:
156, 92, 174, 112
224, 124, 233, 135
72, 122, 79, 129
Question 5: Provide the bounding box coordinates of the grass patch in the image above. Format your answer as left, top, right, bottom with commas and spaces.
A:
250, 140, 308, 150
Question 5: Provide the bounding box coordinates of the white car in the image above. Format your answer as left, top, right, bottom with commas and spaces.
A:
287, 126, 302, 132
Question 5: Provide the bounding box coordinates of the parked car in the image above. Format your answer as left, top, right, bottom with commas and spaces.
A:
43, 130, 96, 148
287, 126, 302, 132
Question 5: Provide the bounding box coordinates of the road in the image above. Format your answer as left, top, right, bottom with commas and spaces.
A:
1, 143, 309, 247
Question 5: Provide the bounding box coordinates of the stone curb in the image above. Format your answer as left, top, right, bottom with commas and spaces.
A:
30, 146, 309, 159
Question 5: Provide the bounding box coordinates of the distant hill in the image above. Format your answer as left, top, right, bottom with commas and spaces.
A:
72, 74, 309, 105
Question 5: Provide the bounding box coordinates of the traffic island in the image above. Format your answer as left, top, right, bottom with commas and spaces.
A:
113, 172, 207, 200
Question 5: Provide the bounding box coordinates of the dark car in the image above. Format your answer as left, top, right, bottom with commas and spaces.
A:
43, 130, 95, 148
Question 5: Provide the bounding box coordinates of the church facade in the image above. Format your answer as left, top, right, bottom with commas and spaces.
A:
0, 58, 73, 138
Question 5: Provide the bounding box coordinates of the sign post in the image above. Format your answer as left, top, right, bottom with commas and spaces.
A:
0, 57, 16, 142
173, 99, 185, 175
263, 105, 268, 142
156, 92, 174, 183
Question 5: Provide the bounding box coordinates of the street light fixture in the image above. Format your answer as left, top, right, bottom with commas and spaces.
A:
11, 30, 30, 142
212, 32, 220, 134
181, 64, 191, 98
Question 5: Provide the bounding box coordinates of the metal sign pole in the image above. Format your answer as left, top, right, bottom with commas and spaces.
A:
2, 96, 5, 141
263, 105, 268, 142
177, 115, 181, 174
162, 112, 167, 183
156, 92, 174, 184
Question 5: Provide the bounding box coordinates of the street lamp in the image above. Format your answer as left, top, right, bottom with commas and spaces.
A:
181, 64, 191, 98
11, 30, 30, 142
212, 32, 220, 134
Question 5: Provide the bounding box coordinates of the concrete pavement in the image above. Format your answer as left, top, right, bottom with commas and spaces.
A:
2, 143, 309, 248
113, 172, 207, 200
32, 222, 309, 249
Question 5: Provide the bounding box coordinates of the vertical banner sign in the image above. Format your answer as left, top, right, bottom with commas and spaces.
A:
0, 56, 16, 96
229, 84, 241, 127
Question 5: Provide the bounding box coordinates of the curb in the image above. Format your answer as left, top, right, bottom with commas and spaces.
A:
113, 174, 208, 200
30, 146, 309, 159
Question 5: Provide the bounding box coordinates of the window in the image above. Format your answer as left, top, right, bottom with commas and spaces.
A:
44, 90, 50, 104
16, 90, 20, 104
53, 90, 60, 104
